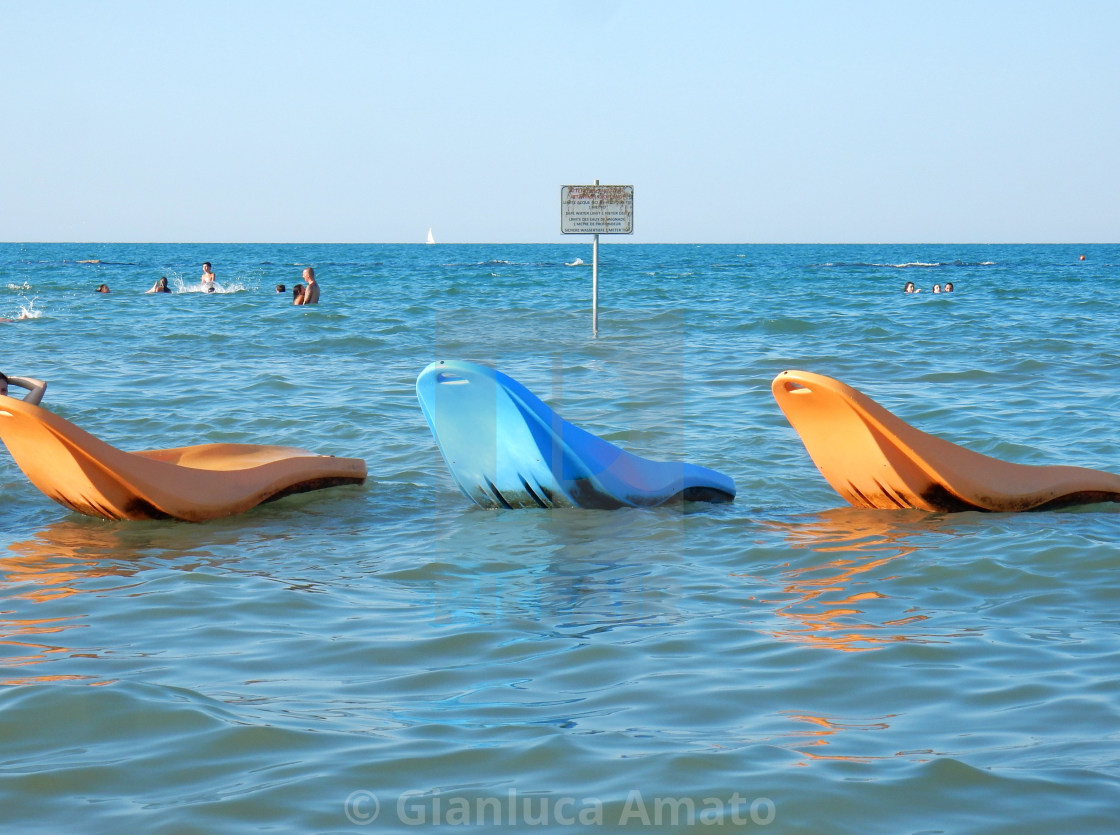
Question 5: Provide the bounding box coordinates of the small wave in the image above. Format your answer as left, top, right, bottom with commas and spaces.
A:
179, 281, 249, 294
7, 282, 32, 291
855, 261, 946, 268
742, 316, 817, 334
810, 260, 996, 269
565, 258, 585, 266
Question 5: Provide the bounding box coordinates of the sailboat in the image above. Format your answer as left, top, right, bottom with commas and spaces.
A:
426, 228, 435, 245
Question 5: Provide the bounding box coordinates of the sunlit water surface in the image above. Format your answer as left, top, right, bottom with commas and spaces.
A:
1, 243, 1119, 832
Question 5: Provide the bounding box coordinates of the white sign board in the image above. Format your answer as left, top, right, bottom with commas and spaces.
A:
561, 185, 634, 234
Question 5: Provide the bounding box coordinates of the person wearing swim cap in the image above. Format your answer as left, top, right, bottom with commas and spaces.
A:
0, 372, 47, 405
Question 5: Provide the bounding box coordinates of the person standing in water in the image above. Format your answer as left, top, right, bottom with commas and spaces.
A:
301, 267, 320, 304
0, 372, 47, 405
201, 262, 216, 292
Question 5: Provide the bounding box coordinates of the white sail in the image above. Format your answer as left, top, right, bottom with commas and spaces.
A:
426, 228, 435, 244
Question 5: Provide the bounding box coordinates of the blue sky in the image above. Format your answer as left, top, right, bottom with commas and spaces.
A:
2, 1, 1117, 243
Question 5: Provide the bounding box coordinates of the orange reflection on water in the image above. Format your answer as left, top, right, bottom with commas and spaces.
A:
744, 508, 941, 652
0, 613, 82, 674
780, 711, 895, 764
0, 521, 142, 684
2, 520, 141, 601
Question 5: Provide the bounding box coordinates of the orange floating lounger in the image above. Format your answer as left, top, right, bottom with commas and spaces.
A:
771, 370, 1120, 512
0, 397, 366, 521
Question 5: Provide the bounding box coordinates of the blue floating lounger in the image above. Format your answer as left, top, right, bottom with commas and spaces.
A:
416, 360, 735, 509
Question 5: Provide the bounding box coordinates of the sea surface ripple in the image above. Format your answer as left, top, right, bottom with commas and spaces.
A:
1, 243, 1118, 833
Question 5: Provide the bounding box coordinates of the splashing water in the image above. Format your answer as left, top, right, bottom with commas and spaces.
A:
178, 279, 251, 294
17, 298, 42, 319
2, 294, 41, 320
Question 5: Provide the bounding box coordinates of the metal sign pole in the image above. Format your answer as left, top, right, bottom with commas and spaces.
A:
560, 180, 632, 339
592, 232, 599, 337
592, 178, 599, 338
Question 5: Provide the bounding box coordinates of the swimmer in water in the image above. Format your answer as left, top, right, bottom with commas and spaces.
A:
147, 276, 171, 294
0, 372, 47, 406
201, 262, 217, 291
301, 267, 320, 304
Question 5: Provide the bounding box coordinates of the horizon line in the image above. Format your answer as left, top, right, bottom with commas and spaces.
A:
2, 240, 1115, 247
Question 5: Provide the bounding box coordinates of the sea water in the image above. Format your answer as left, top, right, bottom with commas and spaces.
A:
1, 243, 1118, 832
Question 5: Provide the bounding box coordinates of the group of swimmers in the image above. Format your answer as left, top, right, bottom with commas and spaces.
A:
904, 282, 954, 294
93, 263, 320, 304
276, 270, 320, 305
